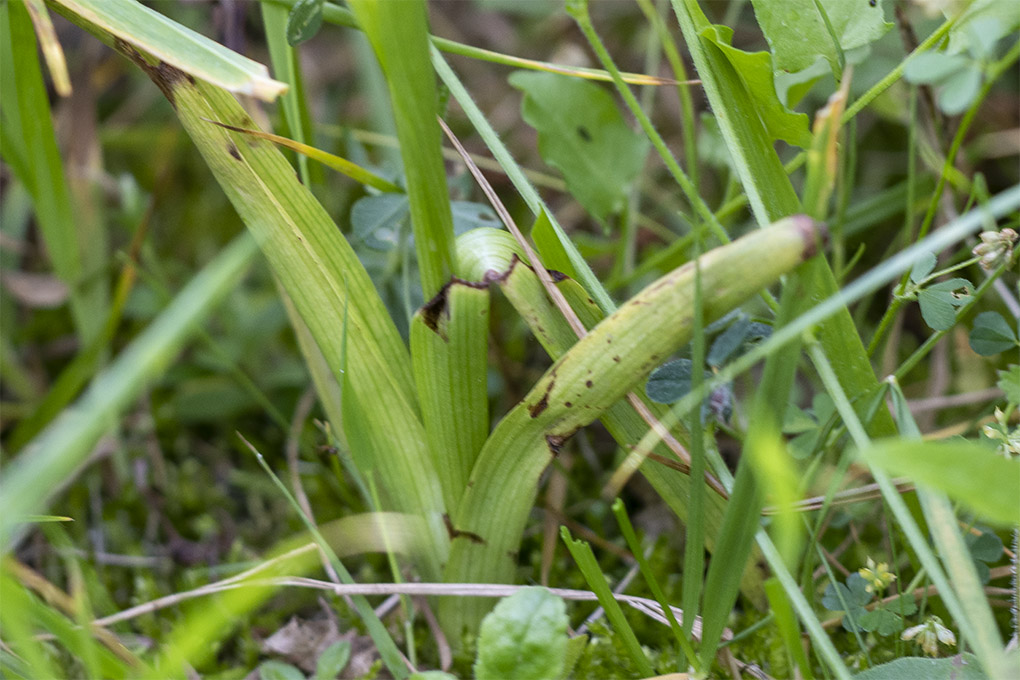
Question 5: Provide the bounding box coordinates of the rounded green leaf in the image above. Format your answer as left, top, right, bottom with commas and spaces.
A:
474, 587, 568, 680
937, 66, 982, 115
969, 311, 1018, 355
646, 358, 696, 404
313, 640, 351, 680
259, 661, 305, 680
286, 0, 325, 46
918, 289, 957, 331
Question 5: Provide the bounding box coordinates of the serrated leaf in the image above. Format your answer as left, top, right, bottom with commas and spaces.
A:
969, 311, 1018, 355
509, 71, 648, 224
475, 587, 568, 680
910, 252, 936, 283
750, 0, 891, 75
997, 365, 1020, 403
918, 289, 958, 331
313, 640, 351, 680
259, 661, 305, 680
708, 314, 752, 367
698, 25, 812, 148
286, 0, 324, 46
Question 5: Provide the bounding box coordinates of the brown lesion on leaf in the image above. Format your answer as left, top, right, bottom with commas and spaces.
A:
420, 282, 452, 339
443, 514, 485, 544
418, 278, 487, 340
546, 431, 575, 456
113, 38, 193, 107
227, 141, 241, 161
585, 380, 593, 388
529, 390, 550, 418
529, 374, 557, 418
548, 269, 568, 282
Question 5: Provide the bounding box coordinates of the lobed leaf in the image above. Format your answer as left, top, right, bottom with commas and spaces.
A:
509, 71, 649, 224
751, 0, 891, 75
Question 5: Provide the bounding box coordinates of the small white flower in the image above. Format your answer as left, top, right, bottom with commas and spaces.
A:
902, 615, 957, 657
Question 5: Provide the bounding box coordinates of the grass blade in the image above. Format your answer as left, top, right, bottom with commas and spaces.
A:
0, 233, 258, 550
561, 527, 655, 677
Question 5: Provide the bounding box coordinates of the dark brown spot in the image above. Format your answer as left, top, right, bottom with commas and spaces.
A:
420, 282, 451, 338
114, 39, 194, 106
227, 142, 241, 160
577, 126, 592, 141
443, 514, 485, 544
529, 390, 550, 418
585, 380, 593, 388
613, 355, 621, 362
564, 401, 572, 408
548, 269, 568, 282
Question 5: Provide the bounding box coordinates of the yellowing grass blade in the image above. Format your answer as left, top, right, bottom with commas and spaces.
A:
202, 120, 403, 193
51, 0, 286, 100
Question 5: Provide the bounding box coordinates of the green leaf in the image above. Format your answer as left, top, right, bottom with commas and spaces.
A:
750, 0, 891, 75
917, 278, 974, 331
313, 640, 351, 680
918, 289, 958, 330
258, 661, 306, 680
997, 365, 1020, 403
409, 673, 458, 680
887, 595, 917, 616
696, 25, 812, 148
646, 358, 698, 404
903, 52, 970, 84
967, 530, 1004, 564
969, 311, 1018, 355
451, 201, 501, 233
947, 0, 1020, 56
822, 573, 872, 611
862, 439, 1020, 526
707, 314, 752, 367
859, 608, 904, 636
351, 194, 410, 249
286, 0, 324, 46
853, 653, 988, 680
938, 66, 982, 115
509, 71, 649, 224
909, 252, 936, 283
474, 587, 568, 680
348, 0, 456, 299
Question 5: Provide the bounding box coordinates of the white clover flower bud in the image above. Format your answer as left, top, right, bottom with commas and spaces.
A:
973, 228, 1017, 270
